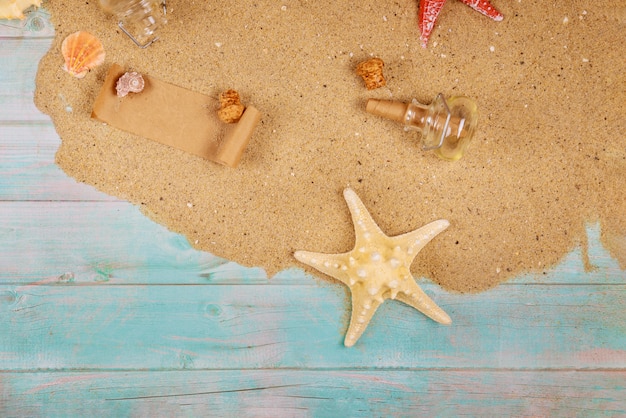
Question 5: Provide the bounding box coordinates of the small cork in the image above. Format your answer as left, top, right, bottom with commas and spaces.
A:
217, 89, 245, 123
356, 58, 386, 90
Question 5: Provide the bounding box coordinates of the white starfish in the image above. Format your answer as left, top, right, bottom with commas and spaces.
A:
294, 188, 452, 347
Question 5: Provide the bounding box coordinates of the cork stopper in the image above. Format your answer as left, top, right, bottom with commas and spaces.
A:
356, 58, 386, 90
365, 99, 408, 123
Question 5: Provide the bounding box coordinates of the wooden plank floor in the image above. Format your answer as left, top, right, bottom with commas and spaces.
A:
1, 9, 625, 417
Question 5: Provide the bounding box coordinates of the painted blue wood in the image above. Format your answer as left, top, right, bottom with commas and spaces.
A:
1, 282, 624, 370
0, 37, 52, 122
2, 370, 625, 417
0, 201, 266, 283
0, 11, 53, 124
507, 223, 624, 284
0, 202, 624, 285
0, 9, 54, 38
0, 124, 114, 201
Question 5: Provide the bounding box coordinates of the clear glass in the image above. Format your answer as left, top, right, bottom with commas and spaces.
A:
99, 0, 166, 47
404, 94, 478, 162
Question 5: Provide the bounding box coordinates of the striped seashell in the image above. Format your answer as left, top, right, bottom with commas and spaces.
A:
61, 31, 105, 79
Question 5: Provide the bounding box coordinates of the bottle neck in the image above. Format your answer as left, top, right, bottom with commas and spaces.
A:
404, 102, 429, 133
365, 95, 478, 161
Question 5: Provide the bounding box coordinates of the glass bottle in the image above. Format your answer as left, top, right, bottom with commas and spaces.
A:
366, 94, 478, 161
98, 0, 166, 48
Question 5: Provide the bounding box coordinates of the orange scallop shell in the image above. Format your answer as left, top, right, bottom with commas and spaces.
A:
61, 31, 105, 79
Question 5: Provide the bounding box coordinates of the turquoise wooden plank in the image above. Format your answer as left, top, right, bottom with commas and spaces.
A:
1, 370, 625, 417
0, 201, 267, 284
1, 200, 623, 285
1, 282, 624, 370
0, 37, 53, 122
0, 9, 54, 38
0, 124, 114, 201
508, 223, 624, 284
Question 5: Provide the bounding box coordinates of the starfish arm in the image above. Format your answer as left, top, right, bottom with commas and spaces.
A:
394, 219, 450, 263
458, 0, 503, 21
418, 0, 447, 47
344, 284, 383, 347
396, 280, 451, 324
294, 250, 352, 285
343, 188, 386, 248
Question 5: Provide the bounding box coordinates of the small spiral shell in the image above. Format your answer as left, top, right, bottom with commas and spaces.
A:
116, 72, 145, 97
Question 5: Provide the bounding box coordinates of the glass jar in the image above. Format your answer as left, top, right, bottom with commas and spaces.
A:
99, 0, 166, 48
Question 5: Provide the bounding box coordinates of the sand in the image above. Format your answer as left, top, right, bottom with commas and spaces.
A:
34, 1, 626, 293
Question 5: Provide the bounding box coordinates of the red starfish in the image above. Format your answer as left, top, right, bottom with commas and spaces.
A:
418, 0, 503, 47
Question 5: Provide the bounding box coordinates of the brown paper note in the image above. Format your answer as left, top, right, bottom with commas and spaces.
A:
91, 63, 261, 167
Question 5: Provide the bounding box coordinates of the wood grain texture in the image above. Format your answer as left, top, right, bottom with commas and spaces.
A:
1, 282, 625, 369
0, 200, 622, 285
0, 124, 115, 201
0, 33, 52, 122
0, 7, 624, 416
2, 370, 625, 417
0, 9, 54, 38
